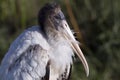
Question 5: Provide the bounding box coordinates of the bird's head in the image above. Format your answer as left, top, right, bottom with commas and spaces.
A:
38, 2, 65, 31
38, 2, 89, 77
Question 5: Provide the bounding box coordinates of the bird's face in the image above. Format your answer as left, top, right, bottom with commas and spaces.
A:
47, 7, 65, 30
38, 3, 66, 31
41, 4, 65, 31
38, 3, 89, 76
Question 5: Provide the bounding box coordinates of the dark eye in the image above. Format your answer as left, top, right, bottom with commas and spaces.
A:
54, 12, 65, 20
54, 15, 60, 19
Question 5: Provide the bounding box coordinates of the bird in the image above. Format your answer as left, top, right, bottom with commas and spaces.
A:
0, 2, 89, 80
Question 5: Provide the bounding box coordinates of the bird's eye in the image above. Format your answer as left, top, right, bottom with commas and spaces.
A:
54, 15, 60, 19
54, 12, 65, 20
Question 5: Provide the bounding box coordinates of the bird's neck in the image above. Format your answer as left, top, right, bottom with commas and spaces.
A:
43, 20, 65, 45
45, 27, 61, 41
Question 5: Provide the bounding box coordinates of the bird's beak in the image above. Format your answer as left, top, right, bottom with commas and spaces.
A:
62, 20, 89, 77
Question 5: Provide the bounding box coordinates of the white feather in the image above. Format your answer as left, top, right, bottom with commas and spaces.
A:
0, 25, 74, 80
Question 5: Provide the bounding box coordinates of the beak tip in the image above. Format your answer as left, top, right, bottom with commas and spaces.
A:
86, 71, 89, 77
85, 65, 89, 77
84, 60, 89, 77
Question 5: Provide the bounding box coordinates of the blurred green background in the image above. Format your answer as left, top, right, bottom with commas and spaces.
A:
0, 0, 120, 80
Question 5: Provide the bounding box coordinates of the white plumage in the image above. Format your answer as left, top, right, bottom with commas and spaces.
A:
0, 26, 47, 79
0, 2, 89, 80
0, 26, 73, 80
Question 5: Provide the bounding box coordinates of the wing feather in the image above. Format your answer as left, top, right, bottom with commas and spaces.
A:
0, 26, 50, 80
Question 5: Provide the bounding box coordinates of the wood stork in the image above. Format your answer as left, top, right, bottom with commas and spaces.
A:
0, 2, 89, 80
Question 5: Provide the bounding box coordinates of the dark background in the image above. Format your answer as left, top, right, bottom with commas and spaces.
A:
0, 0, 120, 80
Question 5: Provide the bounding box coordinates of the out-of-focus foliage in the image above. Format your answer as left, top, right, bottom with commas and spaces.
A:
0, 0, 120, 80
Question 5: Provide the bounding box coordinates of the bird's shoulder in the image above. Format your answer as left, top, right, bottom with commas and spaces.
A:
0, 26, 50, 80
10, 25, 49, 50
0, 26, 49, 67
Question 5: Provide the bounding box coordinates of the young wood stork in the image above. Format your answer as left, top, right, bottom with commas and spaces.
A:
0, 2, 89, 80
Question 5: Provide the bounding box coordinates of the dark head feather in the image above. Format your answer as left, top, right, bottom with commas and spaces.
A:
38, 2, 60, 27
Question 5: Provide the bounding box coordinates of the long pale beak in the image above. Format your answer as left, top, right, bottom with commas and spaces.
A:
62, 20, 89, 77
